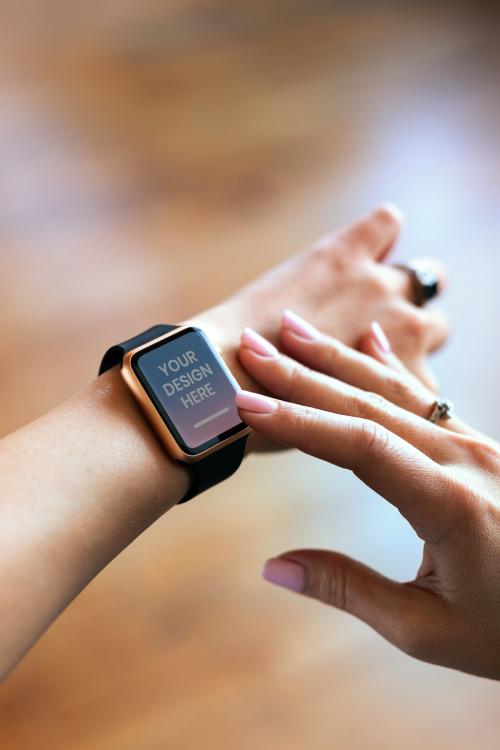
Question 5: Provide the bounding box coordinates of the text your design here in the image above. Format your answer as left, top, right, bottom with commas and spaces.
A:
158, 350, 216, 408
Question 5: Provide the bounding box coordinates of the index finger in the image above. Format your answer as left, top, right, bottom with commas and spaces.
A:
236, 391, 461, 544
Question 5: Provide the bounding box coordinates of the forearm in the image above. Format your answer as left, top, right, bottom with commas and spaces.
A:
0, 365, 190, 679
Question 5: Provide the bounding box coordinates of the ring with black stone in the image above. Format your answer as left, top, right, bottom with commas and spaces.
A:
396, 264, 441, 307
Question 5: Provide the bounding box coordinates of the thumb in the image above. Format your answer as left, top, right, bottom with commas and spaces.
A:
263, 549, 440, 658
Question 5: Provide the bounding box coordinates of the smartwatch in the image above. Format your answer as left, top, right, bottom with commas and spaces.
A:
99, 324, 250, 503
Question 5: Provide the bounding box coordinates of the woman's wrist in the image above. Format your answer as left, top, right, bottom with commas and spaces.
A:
2, 365, 190, 585
86, 365, 191, 520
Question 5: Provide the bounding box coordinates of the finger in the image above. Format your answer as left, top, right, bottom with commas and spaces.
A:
263, 550, 448, 664
235, 392, 460, 542
358, 322, 441, 406
360, 321, 441, 398
317, 203, 404, 261
281, 317, 461, 435
405, 357, 440, 393
239, 328, 446, 461
360, 320, 442, 392
290, 316, 465, 439
423, 306, 450, 353
372, 296, 449, 366
360, 327, 459, 428
280, 313, 434, 417
358, 321, 408, 374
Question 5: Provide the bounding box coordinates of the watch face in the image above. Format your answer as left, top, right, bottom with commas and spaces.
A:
132, 327, 247, 455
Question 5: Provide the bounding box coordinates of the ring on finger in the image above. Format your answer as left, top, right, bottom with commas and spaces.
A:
427, 398, 454, 424
395, 263, 441, 307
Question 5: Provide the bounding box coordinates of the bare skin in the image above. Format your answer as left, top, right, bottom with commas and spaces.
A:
200, 204, 447, 392
0, 205, 446, 681
236, 313, 500, 680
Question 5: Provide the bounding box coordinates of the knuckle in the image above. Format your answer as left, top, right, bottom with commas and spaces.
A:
357, 389, 390, 420
442, 435, 500, 500
403, 308, 429, 344
355, 419, 392, 462
431, 469, 482, 535
465, 437, 500, 474
423, 310, 450, 352
281, 402, 309, 433
323, 338, 348, 373
329, 248, 351, 274
309, 234, 350, 273
432, 310, 450, 340
281, 359, 304, 402
309, 564, 348, 610
281, 402, 323, 446
284, 360, 315, 404
363, 270, 391, 300
384, 373, 414, 407
309, 232, 336, 255
308, 239, 331, 264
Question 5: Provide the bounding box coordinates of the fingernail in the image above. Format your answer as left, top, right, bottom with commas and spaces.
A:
236, 390, 278, 414
282, 309, 321, 341
371, 321, 391, 354
263, 558, 305, 593
241, 327, 278, 357
381, 202, 405, 223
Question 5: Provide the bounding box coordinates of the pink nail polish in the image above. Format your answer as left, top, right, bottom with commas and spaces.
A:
241, 327, 278, 357
263, 558, 305, 592
236, 390, 278, 414
371, 321, 391, 354
281, 309, 321, 341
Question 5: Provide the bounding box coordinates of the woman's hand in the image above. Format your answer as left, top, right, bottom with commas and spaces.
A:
236, 312, 500, 680
191, 203, 448, 394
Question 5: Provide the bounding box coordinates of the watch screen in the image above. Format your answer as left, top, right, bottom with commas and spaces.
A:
132, 327, 246, 454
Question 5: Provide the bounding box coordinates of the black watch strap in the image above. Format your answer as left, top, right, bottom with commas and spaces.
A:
99, 324, 247, 504
98, 324, 178, 376
178, 437, 247, 504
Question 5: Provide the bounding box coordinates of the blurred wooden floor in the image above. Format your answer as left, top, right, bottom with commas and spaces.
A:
1, 1, 500, 748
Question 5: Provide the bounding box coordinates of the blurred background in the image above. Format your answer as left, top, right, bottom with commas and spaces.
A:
1, 1, 500, 748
